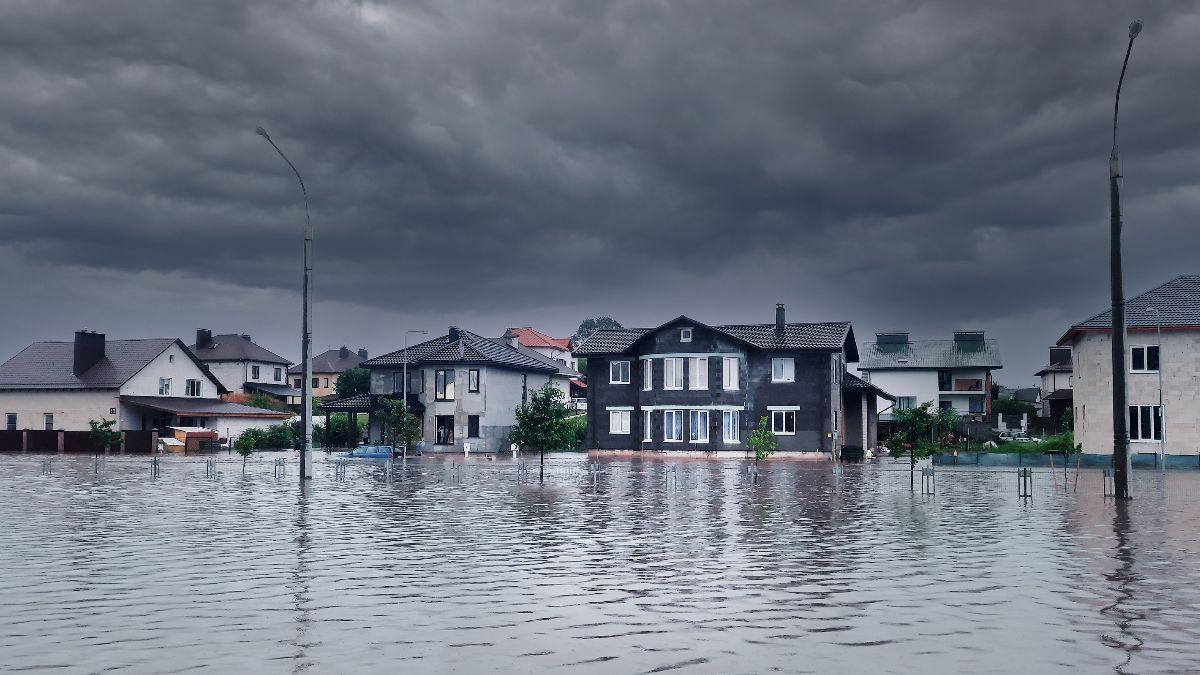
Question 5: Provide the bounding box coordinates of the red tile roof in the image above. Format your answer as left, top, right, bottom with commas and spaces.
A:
502, 327, 571, 351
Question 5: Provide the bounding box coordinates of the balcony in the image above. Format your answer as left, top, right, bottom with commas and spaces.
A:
940, 379, 984, 394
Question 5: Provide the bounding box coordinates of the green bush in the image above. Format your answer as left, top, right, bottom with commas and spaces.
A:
238, 427, 265, 449
259, 424, 294, 449
567, 415, 587, 449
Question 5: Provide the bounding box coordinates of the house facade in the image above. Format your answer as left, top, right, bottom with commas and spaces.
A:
858, 331, 1001, 419
287, 346, 367, 404
0, 330, 290, 442
574, 305, 888, 457
1058, 274, 1200, 457
1035, 346, 1073, 418
345, 327, 576, 453
189, 330, 297, 403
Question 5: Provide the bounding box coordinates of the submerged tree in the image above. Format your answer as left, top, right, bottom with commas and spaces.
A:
234, 433, 255, 472
376, 397, 422, 449
88, 418, 121, 452
747, 416, 777, 468
510, 383, 575, 481
887, 402, 961, 491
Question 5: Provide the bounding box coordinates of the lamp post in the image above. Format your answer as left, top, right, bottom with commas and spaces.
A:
1147, 306, 1165, 473
1108, 20, 1143, 500
256, 126, 314, 481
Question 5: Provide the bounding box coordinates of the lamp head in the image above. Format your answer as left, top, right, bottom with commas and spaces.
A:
255, 126, 269, 139
1129, 20, 1143, 40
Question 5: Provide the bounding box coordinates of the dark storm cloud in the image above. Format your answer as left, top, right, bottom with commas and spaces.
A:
1, 0, 1199, 378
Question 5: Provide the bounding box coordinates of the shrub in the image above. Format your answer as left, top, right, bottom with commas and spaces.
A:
258, 424, 294, 449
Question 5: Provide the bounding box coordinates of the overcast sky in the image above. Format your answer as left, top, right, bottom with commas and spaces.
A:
1, 1, 1197, 383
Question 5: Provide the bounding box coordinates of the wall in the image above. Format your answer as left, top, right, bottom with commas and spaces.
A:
205, 360, 288, 392
0, 390, 120, 431
864, 369, 938, 419
121, 342, 220, 399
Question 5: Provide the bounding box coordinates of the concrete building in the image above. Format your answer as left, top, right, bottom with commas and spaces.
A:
333, 327, 576, 453
858, 331, 1002, 419
189, 330, 298, 403
1058, 274, 1200, 458
0, 330, 291, 440
287, 346, 367, 404
1035, 346, 1073, 419
573, 305, 890, 458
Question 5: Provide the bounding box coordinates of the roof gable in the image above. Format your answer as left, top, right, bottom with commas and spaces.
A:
362, 329, 560, 373
288, 347, 364, 375
0, 338, 225, 391
189, 334, 291, 365
1059, 274, 1200, 344
574, 316, 854, 356
503, 327, 572, 351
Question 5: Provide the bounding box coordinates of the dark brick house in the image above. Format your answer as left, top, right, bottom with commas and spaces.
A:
573, 305, 891, 457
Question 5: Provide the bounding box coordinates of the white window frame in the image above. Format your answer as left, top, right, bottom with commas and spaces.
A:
688, 357, 708, 390
771, 358, 795, 383
610, 360, 630, 384
1130, 345, 1160, 373
722, 410, 740, 443
435, 369, 455, 400
274, 367, 282, 382
185, 379, 202, 397
1128, 404, 1162, 441
159, 377, 172, 396
643, 359, 652, 391
468, 369, 480, 393
609, 410, 631, 435
771, 410, 796, 435
643, 410, 653, 441
5, 413, 16, 431
896, 396, 916, 411
689, 410, 709, 442
664, 410, 684, 442
663, 357, 684, 390
680, 327, 693, 343
43, 413, 54, 431
722, 356, 739, 390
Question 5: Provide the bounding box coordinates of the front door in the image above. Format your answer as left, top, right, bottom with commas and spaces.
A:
435, 415, 455, 445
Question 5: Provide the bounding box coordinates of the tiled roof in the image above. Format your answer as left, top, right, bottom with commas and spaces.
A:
121, 395, 291, 418
0, 338, 184, 390
842, 372, 895, 401
573, 320, 852, 355
1042, 389, 1074, 401
362, 329, 560, 373
859, 339, 1003, 370
503, 327, 572, 351
486, 338, 581, 377
289, 347, 364, 375
245, 382, 300, 398
1035, 362, 1073, 376
319, 393, 374, 411
190, 334, 291, 365
1060, 275, 1200, 342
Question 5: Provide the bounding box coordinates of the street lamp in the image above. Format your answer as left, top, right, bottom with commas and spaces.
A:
256, 126, 314, 481
1108, 20, 1143, 500
1146, 306, 1165, 473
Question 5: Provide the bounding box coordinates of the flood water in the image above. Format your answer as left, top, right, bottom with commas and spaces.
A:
1, 453, 1199, 674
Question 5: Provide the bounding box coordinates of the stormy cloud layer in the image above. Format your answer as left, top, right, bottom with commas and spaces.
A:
1, 0, 1198, 380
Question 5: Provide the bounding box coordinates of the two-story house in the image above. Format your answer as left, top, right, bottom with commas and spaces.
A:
501, 327, 576, 369
574, 305, 888, 457
348, 327, 577, 452
858, 331, 1002, 419
189, 330, 298, 404
287, 346, 368, 404
1058, 274, 1200, 460
1035, 347, 1073, 419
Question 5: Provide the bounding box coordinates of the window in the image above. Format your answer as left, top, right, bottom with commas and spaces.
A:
938, 370, 952, 391
771, 410, 796, 435
610, 360, 630, 384
896, 397, 916, 410
435, 415, 455, 445
44, 413, 54, 431
643, 359, 653, 391
294, 378, 302, 389
410, 369, 425, 394
664, 357, 684, 390
312, 377, 320, 389
5, 413, 15, 431
323, 378, 330, 388
722, 357, 739, 390
609, 410, 631, 435
939, 400, 953, 410
1130, 345, 1160, 373
643, 411, 653, 441
723, 410, 739, 443
393, 372, 404, 393
274, 368, 282, 382
1129, 405, 1162, 441
688, 357, 708, 390
771, 358, 795, 383
689, 410, 709, 442
664, 410, 684, 442
680, 328, 693, 342
468, 369, 480, 393
185, 379, 201, 397
468, 415, 480, 438
251, 365, 260, 379
168, 354, 175, 363
158, 378, 171, 396
969, 397, 983, 414
436, 369, 455, 400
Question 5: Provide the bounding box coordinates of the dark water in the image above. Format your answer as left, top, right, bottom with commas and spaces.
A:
1, 454, 1198, 674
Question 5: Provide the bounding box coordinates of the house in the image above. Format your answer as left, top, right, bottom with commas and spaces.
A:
572, 305, 890, 458
0, 330, 291, 446
1036, 347, 1074, 419
1057, 274, 1200, 458
501, 327, 576, 369
189, 330, 298, 404
325, 326, 577, 453
287, 346, 367, 404
858, 331, 1002, 419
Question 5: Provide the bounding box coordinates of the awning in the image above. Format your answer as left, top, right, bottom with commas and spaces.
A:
244, 382, 301, 398
320, 393, 425, 416
121, 396, 292, 419
842, 372, 896, 401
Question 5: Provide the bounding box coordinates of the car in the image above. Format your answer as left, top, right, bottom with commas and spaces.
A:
1011, 432, 1041, 443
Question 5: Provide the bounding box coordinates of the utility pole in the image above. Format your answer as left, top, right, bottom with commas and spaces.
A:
256, 126, 314, 481
1108, 20, 1142, 500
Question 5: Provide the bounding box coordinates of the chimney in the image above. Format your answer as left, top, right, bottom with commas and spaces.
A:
73, 330, 106, 376
448, 326, 461, 343
775, 303, 785, 338
195, 329, 212, 350
339, 345, 350, 359
357, 348, 368, 360
240, 333, 252, 343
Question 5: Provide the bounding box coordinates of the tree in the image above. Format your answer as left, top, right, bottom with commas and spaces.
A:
88, 418, 121, 452
234, 433, 255, 472
376, 397, 422, 448
887, 402, 961, 491
510, 383, 575, 480
747, 416, 777, 468
993, 396, 1037, 417
335, 367, 370, 399
247, 392, 289, 412
573, 317, 623, 344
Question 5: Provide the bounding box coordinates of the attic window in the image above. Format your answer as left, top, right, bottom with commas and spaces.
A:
169, 355, 175, 363
897, 359, 910, 364
680, 328, 693, 343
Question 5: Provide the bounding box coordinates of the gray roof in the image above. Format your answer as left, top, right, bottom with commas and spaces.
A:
245, 382, 301, 398
842, 372, 896, 401
288, 347, 364, 375
189, 334, 291, 365
1061, 275, 1200, 341
487, 338, 581, 377
121, 396, 291, 418
0, 338, 220, 391
362, 329, 561, 374
573, 318, 854, 356
1035, 362, 1073, 376
859, 339, 1003, 370
1011, 387, 1040, 403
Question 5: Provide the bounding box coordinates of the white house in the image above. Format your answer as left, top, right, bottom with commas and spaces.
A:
0, 331, 291, 441
189, 330, 297, 403
858, 331, 1002, 419
1035, 346, 1073, 419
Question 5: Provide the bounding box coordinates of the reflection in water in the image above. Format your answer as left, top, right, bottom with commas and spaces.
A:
1, 455, 1199, 673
